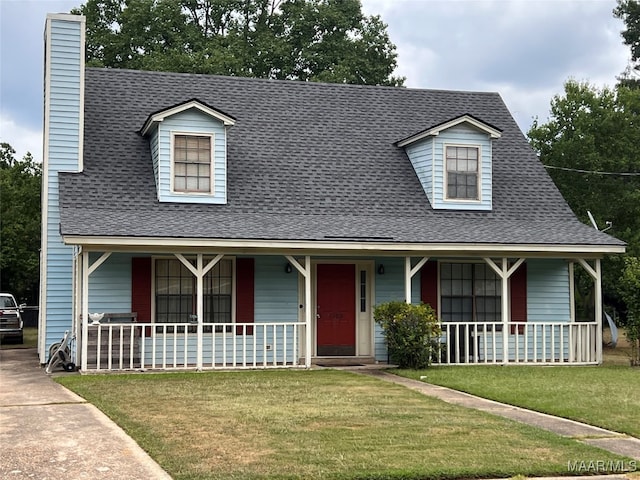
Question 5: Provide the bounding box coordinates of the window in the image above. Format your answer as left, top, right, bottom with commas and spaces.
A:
155, 258, 233, 326
445, 146, 479, 200
173, 134, 212, 193
440, 263, 500, 323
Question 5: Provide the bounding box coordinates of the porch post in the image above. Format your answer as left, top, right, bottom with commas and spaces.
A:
81, 249, 89, 371
196, 254, 204, 370
405, 257, 412, 304
285, 255, 312, 367
405, 257, 430, 304
595, 258, 603, 364
577, 258, 603, 364
500, 258, 509, 365
305, 255, 312, 368
484, 257, 525, 365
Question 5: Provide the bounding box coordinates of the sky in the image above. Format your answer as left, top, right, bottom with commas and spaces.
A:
0, 0, 632, 161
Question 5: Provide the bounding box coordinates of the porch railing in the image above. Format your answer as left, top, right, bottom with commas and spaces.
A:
83, 321, 306, 372
434, 322, 599, 365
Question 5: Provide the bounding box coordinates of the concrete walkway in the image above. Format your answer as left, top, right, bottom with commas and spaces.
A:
346, 367, 640, 463
0, 348, 172, 480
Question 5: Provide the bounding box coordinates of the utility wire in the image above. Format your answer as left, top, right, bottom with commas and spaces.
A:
543, 165, 640, 176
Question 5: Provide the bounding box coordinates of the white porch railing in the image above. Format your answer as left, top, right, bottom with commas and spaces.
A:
83, 322, 306, 372
434, 322, 599, 365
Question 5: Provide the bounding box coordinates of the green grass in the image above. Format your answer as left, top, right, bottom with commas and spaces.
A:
57, 369, 629, 480
395, 363, 640, 438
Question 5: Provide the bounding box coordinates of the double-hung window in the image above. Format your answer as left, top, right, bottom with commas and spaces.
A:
155, 258, 233, 329
173, 134, 213, 194
445, 146, 479, 200
440, 263, 501, 324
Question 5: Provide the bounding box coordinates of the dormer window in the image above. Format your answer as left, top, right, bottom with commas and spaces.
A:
397, 114, 501, 211
446, 145, 480, 201
173, 134, 213, 194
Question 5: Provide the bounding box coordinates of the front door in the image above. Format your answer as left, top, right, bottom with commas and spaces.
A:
316, 264, 356, 356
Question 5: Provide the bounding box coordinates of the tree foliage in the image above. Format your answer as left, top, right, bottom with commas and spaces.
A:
72, 0, 404, 86
528, 81, 640, 318
614, 0, 640, 87
619, 257, 640, 365
0, 143, 41, 304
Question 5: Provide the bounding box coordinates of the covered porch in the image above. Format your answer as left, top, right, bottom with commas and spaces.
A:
67, 240, 607, 372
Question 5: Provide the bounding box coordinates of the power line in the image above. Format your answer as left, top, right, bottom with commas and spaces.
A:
543, 165, 640, 176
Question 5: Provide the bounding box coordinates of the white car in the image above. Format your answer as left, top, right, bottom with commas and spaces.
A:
0, 293, 24, 344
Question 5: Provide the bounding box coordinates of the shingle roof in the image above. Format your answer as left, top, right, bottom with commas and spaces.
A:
58, 68, 624, 248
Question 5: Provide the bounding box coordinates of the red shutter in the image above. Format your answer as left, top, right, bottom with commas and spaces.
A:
420, 260, 438, 316
510, 263, 527, 334
132, 257, 152, 322
236, 258, 255, 335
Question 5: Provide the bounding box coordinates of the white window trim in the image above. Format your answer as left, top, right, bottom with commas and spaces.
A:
169, 131, 216, 196
443, 143, 482, 203
151, 255, 237, 325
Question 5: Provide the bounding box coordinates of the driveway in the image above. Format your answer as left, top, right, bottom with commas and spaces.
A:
0, 348, 172, 479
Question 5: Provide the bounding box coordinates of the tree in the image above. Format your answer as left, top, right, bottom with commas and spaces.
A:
72, 0, 404, 86
0, 143, 41, 304
619, 256, 640, 365
528, 81, 640, 319
614, 0, 640, 87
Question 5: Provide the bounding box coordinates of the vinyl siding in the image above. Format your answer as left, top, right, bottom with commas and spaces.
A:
156, 109, 227, 204
87, 253, 135, 312
42, 16, 84, 353
432, 124, 493, 210
527, 259, 571, 323
405, 139, 434, 204
254, 256, 299, 323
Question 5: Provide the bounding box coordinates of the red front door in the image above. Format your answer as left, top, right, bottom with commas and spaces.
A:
316, 264, 356, 356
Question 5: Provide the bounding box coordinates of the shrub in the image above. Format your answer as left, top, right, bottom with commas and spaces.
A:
620, 257, 640, 366
374, 301, 441, 369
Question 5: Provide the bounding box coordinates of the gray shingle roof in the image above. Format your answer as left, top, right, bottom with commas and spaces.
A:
58, 68, 624, 248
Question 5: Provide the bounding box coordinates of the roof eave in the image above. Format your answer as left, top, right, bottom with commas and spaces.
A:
140, 99, 236, 136
62, 235, 626, 257
396, 114, 502, 148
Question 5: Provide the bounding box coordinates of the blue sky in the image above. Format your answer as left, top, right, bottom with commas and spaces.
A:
0, 0, 631, 160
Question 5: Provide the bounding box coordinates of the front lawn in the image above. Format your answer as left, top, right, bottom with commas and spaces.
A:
58, 369, 629, 480
396, 364, 640, 438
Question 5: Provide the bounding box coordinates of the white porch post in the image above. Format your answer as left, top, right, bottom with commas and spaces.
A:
595, 259, 603, 364
81, 249, 89, 371
175, 253, 224, 371
405, 257, 430, 304
80, 251, 112, 371
484, 257, 525, 365
577, 258, 603, 364
286, 255, 312, 368
196, 255, 204, 370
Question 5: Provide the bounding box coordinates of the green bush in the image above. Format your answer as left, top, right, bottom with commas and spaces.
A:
620, 257, 640, 366
374, 301, 441, 369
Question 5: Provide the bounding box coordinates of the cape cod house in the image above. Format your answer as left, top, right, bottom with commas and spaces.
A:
39, 13, 625, 372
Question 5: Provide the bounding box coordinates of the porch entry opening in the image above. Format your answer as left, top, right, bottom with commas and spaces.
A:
316, 264, 356, 356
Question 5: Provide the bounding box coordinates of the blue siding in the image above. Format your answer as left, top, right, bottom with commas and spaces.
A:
405, 139, 434, 204
254, 256, 299, 323
88, 253, 135, 312
42, 16, 84, 352
432, 125, 493, 211
150, 129, 160, 195
156, 109, 228, 204
528, 259, 571, 323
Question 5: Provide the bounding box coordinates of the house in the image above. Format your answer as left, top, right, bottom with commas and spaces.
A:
38, 13, 625, 372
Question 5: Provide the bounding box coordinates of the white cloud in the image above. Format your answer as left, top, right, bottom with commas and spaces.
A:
0, 113, 42, 161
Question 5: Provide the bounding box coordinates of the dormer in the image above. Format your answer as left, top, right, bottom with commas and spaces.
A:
141, 99, 236, 204
397, 114, 501, 211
